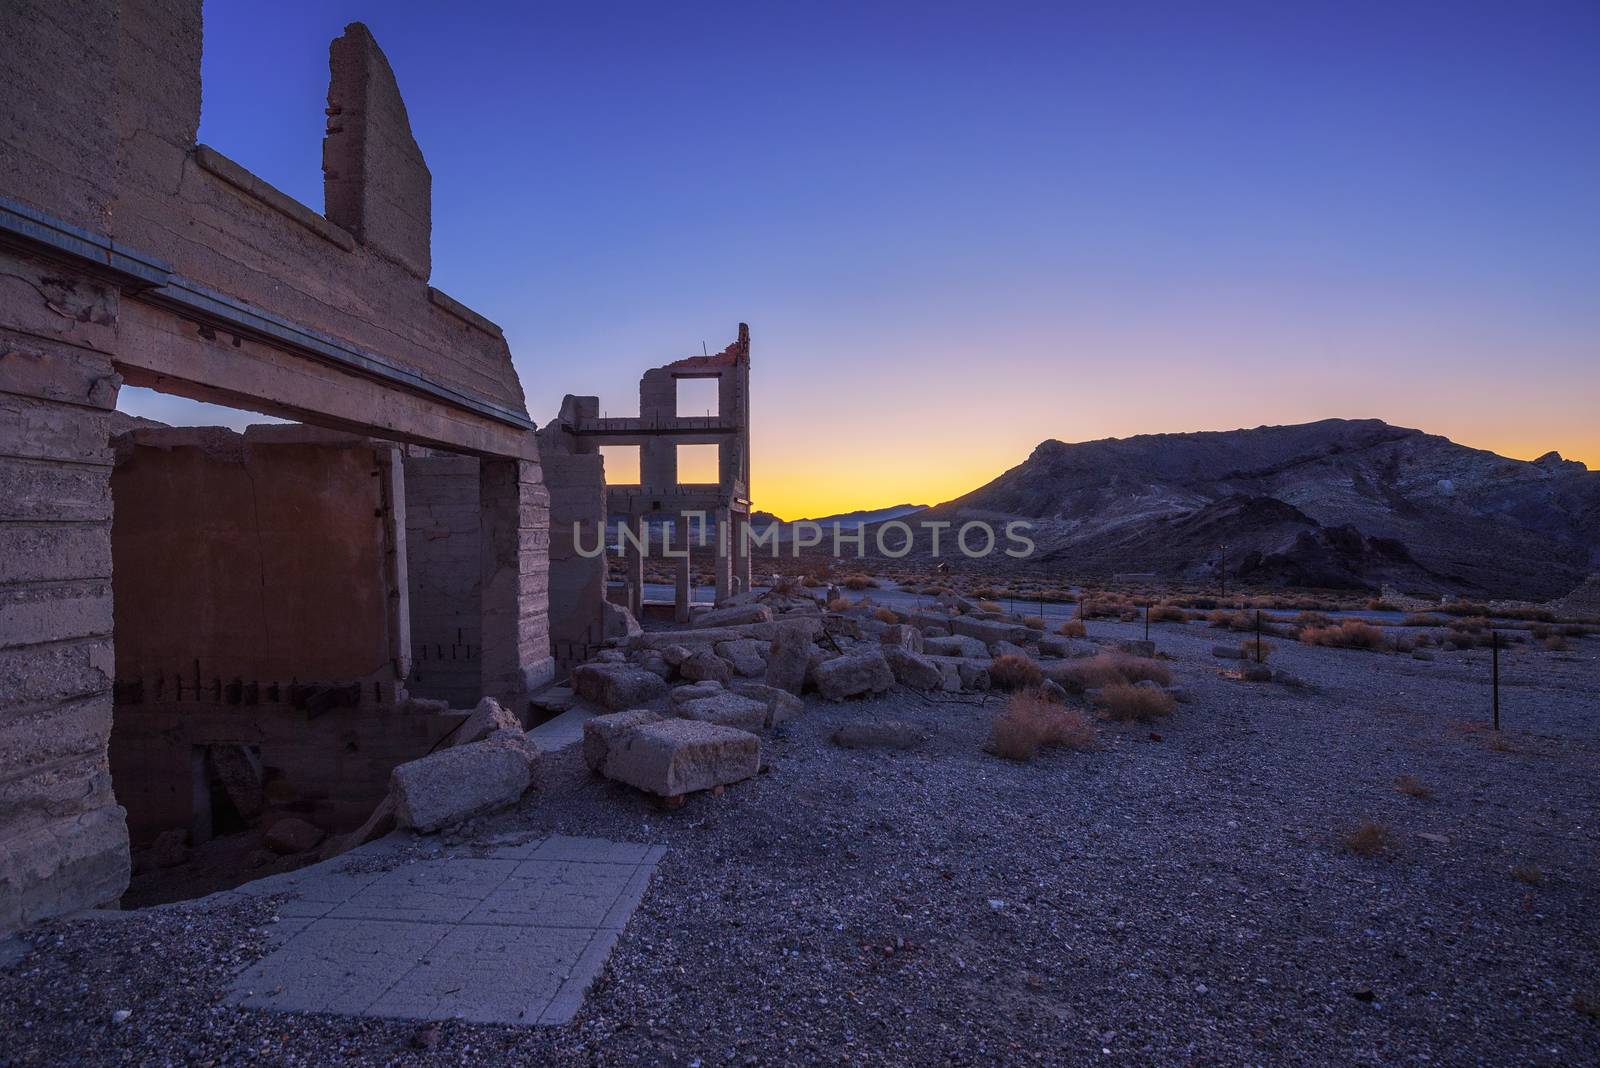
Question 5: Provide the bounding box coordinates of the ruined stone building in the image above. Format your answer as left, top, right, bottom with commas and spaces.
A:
1, 3, 554, 931
538, 330, 754, 669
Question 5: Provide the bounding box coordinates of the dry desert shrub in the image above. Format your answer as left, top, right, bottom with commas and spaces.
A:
1403, 612, 1445, 627
1056, 619, 1087, 638
1300, 621, 1388, 650
841, 573, 879, 590
971, 586, 999, 600
801, 575, 824, 588
1543, 634, 1570, 652
1096, 682, 1175, 723
1239, 638, 1274, 661
1148, 604, 1188, 623
1393, 774, 1433, 799
987, 690, 1097, 761
977, 599, 1003, 614
1340, 821, 1397, 857
1437, 602, 1493, 617
873, 606, 900, 624
1022, 614, 1047, 630
989, 653, 1043, 692
1049, 653, 1173, 691
826, 597, 851, 612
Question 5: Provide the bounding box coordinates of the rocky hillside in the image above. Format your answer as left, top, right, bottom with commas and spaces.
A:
912, 419, 1599, 599
753, 504, 928, 537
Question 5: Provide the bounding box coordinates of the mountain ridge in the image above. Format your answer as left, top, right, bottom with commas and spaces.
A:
903, 418, 1598, 599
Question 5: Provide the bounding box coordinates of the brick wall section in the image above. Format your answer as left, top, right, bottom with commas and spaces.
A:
479, 459, 554, 709
403, 454, 483, 707
0, 248, 131, 932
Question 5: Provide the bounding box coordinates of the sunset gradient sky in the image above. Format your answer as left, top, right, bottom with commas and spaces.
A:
128, 0, 1600, 520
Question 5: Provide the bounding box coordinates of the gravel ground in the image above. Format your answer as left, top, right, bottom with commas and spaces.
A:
3, 619, 1597, 1066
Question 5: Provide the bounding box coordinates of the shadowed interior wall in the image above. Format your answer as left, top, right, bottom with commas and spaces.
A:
403, 452, 482, 707
111, 427, 401, 683
107, 426, 434, 846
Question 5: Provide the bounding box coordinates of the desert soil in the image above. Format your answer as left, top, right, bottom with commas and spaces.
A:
2, 616, 1597, 1066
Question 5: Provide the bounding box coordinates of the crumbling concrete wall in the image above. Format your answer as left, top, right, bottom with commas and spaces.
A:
324, 24, 431, 280
106, 2, 524, 414
404, 453, 483, 707
1, 1, 552, 931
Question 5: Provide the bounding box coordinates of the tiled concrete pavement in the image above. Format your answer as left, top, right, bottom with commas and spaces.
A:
226, 834, 665, 1025
527, 706, 592, 753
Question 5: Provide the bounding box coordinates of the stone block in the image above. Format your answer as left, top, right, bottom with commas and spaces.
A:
813, 650, 895, 702
715, 638, 769, 677
602, 719, 760, 797
693, 604, 773, 629
391, 733, 539, 833
925, 634, 988, 659
570, 663, 668, 710
677, 692, 768, 731
830, 721, 927, 750
883, 646, 943, 691
679, 650, 733, 685
1116, 638, 1157, 658
668, 679, 725, 711
763, 622, 814, 695
582, 709, 664, 773
949, 615, 1027, 648
455, 697, 522, 745
878, 624, 924, 652
729, 681, 805, 728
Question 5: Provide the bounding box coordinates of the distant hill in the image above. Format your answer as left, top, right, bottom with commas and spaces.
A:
893, 419, 1598, 599
753, 503, 928, 536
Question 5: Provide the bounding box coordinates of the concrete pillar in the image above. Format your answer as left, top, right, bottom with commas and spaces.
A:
478, 457, 554, 712
713, 507, 734, 603
735, 513, 752, 595
0, 323, 130, 934
672, 515, 692, 623
625, 515, 646, 618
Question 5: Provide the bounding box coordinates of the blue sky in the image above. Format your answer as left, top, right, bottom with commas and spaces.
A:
128, 0, 1600, 517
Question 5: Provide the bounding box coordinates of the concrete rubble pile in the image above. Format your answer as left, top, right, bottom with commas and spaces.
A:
559, 578, 1188, 804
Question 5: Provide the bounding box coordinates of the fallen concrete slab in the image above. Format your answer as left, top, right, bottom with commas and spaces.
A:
391, 732, 539, 833
602, 719, 760, 797
570, 663, 669, 710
